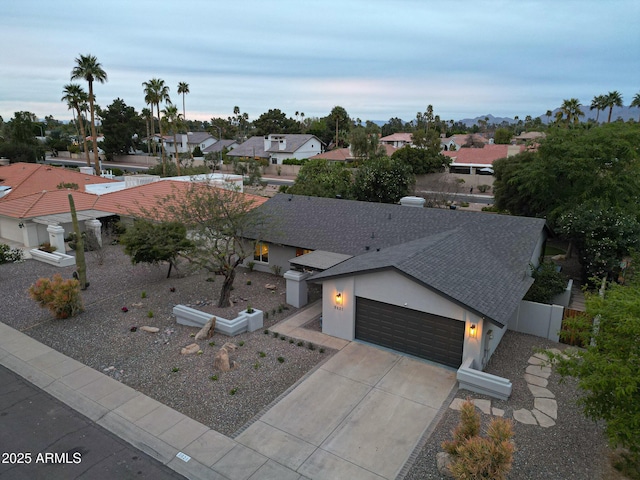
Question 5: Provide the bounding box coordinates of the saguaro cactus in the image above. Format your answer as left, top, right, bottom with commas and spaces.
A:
68, 194, 88, 290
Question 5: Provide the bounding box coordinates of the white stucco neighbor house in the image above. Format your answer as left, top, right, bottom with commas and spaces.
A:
228, 134, 324, 165
243, 194, 547, 373
163, 132, 218, 154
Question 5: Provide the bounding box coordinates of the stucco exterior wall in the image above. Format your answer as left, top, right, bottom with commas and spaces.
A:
243, 242, 296, 275
320, 269, 489, 367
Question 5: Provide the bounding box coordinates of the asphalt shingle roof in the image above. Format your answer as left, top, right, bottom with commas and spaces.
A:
248, 194, 546, 325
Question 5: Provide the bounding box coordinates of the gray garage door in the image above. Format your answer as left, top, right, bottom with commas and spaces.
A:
355, 297, 464, 368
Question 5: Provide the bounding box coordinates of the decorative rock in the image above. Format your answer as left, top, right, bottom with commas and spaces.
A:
528, 384, 555, 398
213, 346, 237, 372
221, 342, 238, 351
525, 365, 552, 378
449, 398, 465, 411
140, 326, 160, 333
492, 407, 505, 417
181, 343, 200, 355
436, 452, 455, 478
265, 283, 277, 290
534, 398, 557, 419
532, 408, 556, 428
513, 408, 537, 425
472, 399, 492, 415
524, 373, 548, 388
131, 302, 143, 308
195, 317, 216, 341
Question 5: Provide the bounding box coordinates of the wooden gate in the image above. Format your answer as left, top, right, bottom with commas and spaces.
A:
560, 308, 591, 347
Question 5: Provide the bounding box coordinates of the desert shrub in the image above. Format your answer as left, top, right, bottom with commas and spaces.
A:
270, 264, 282, 277
28, 274, 84, 319
477, 184, 491, 193
443, 400, 515, 480
524, 261, 567, 304
0, 244, 24, 263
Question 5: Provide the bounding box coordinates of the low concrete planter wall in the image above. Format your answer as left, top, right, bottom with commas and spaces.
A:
457, 358, 512, 401
173, 305, 263, 336
29, 249, 76, 267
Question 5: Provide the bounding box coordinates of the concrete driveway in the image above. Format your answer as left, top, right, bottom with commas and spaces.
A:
236, 342, 457, 480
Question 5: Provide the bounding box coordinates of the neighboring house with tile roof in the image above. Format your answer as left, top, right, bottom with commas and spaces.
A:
202, 139, 238, 155
443, 144, 524, 174
308, 144, 397, 163
228, 134, 324, 165
242, 194, 547, 370
380, 132, 413, 148
0, 163, 265, 250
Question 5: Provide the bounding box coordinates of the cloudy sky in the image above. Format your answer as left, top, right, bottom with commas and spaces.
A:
2, 0, 638, 124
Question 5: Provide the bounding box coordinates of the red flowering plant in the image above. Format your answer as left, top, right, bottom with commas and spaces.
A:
28, 274, 84, 319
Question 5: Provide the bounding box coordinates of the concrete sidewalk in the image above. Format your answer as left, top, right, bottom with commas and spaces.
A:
1, 305, 456, 480
0, 321, 300, 480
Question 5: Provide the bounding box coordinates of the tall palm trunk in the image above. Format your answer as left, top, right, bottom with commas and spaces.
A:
157, 103, 166, 176
75, 108, 90, 166
173, 131, 181, 176
88, 82, 100, 174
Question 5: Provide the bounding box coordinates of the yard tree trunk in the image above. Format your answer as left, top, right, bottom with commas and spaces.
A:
68, 194, 88, 290
218, 267, 236, 308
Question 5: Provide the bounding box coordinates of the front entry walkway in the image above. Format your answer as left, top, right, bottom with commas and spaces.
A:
237, 342, 457, 479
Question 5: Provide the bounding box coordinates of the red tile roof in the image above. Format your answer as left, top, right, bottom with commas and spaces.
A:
309, 144, 397, 162
0, 175, 267, 220
380, 133, 413, 143
0, 162, 115, 200
443, 144, 524, 165
94, 180, 268, 218
0, 190, 99, 219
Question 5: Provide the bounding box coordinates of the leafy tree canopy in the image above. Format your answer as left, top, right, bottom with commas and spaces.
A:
523, 261, 567, 303
120, 220, 194, 277
550, 258, 640, 464
98, 98, 144, 159
252, 109, 299, 136
287, 159, 353, 199
353, 156, 415, 203
391, 144, 450, 175
494, 128, 512, 144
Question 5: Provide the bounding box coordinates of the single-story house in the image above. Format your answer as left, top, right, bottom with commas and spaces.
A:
443, 144, 524, 175
228, 134, 324, 165
308, 144, 398, 163
380, 132, 413, 148
0, 163, 263, 250
202, 139, 238, 155
243, 194, 547, 370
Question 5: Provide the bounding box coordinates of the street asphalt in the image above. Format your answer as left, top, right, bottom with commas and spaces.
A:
0, 364, 186, 480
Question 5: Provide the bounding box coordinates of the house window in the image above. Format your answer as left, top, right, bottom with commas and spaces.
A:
271, 158, 278, 164
254, 242, 269, 263
296, 248, 313, 257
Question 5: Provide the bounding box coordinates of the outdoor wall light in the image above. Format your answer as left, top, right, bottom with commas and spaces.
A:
469, 324, 477, 338
335, 292, 343, 305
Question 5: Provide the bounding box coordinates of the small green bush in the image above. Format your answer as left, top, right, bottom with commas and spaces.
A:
524, 261, 567, 304
277, 356, 285, 363
259, 351, 266, 358
246, 280, 252, 285
172, 367, 180, 373
141, 291, 147, 298
477, 184, 491, 193
247, 261, 255, 272
209, 341, 216, 346
238, 341, 245, 347
38, 242, 56, 253
147, 310, 154, 318
308, 342, 315, 351
28, 274, 84, 319
229, 387, 238, 395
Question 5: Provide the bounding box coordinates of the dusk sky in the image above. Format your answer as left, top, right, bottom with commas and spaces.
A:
2, 0, 638, 124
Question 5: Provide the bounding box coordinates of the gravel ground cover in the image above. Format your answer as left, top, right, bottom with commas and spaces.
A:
0, 245, 331, 437
403, 330, 621, 480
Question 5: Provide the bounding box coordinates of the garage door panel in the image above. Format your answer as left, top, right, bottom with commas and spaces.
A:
355, 297, 464, 368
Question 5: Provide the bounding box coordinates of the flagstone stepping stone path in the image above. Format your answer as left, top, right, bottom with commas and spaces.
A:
450, 348, 565, 428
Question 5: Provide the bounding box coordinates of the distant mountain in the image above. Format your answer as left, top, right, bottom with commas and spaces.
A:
457, 106, 638, 127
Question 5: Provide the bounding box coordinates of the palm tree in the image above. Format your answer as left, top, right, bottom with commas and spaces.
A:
559, 98, 584, 127
162, 104, 183, 176
143, 78, 171, 174
177, 82, 189, 120
61, 83, 91, 166
631, 92, 640, 122
590, 95, 606, 123
141, 108, 152, 155
71, 54, 107, 175
604, 90, 623, 123
545, 110, 552, 125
